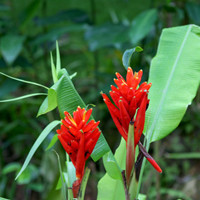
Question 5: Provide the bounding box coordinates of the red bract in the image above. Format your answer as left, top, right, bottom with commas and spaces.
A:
57, 107, 101, 197
101, 67, 162, 173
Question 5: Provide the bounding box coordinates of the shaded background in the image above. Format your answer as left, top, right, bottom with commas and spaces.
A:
0, 0, 200, 199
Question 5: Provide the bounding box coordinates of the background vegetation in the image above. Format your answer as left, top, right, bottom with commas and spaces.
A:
0, 0, 200, 199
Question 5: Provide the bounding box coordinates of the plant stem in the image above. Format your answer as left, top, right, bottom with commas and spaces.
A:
154, 141, 161, 200
122, 170, 130, 200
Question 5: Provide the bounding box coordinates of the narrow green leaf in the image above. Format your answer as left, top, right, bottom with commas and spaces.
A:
65, 161, 76, 200
56, 41, 61, 73
2, 163, 20, 175
53, 150, 67, 200
166, 152, 200, 159
50, 52, 58, 83
0, 93, 47, 103
37, 89, 57, 117
15, 120, 60, 180
0, 72, 49, 90
122, 46, 143, 69
146, 25, 200, 142
45, 134, 58, 151
63, 173, 73, 200
78, 167, 91, 200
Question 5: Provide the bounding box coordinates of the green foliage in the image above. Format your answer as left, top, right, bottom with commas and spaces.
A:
15, 120, 61, 180
122, 46, 143, 69
146, 25, 200, 142
53, 150, 66, 200
78, 168, 91, 200
1, 0, 200, 199
37, 89, 57, 117
97, 139, 126, 200
129, 9, 158, 44
0, 35, 25, 65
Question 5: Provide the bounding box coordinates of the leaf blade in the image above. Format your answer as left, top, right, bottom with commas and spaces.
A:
15, 120, 60, 180
146, 25, 200, 142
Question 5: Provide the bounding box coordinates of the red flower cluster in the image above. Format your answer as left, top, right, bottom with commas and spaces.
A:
57, 107, 101, 197
101, 67, 162, 173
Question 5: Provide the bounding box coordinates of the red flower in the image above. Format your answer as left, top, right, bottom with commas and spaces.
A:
57, 107, 101, 197
101, 67, 162, 173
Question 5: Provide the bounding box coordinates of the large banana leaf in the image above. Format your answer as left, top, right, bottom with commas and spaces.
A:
146, 24, 200, 142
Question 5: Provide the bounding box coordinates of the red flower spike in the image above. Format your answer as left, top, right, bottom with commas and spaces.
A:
119, 100, 131, 132
134, 93, 148, 146
101, 67, 162, 175
57, 107, 101, 198
76, 133, 85, 179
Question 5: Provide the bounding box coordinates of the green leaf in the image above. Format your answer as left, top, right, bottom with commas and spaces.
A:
45, 134, 58, 151
130, 9, 157, 44
0, 34, 25, 65
56, 41, 61, 73
0, 197, 10, 200
138, 193, 147, 200
103, 151, 122, 180
56, 75, 85, 118
0, 93, 47, 103
53, 150, 66, 200
65, 161, 76, 200
78, 167, 91, 200
92, 134, 110, 162
85, 24, 130, 51
50, 52, 58, 83
56, 73, 110, 161
146, 25, 200, 142
35, 9, 90, 25
17, 164, 38, 185
122, 46, 143, 69
0, 72, 49, 90
65, 161, 76, 187
166, 152, 200, 159
20, 0, 41, 30
15, 120, 60, 180
186, 2, 200, 25
32, 25, 86, 46
2, 163, 20, 175
37, 89, 57, 117
97, 139, 126, 200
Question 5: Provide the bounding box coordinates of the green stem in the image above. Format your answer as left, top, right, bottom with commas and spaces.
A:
122, 170, 130, 200
154, 141, 161, 200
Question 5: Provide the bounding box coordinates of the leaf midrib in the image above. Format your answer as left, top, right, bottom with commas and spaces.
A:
147, 25, 192, 143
